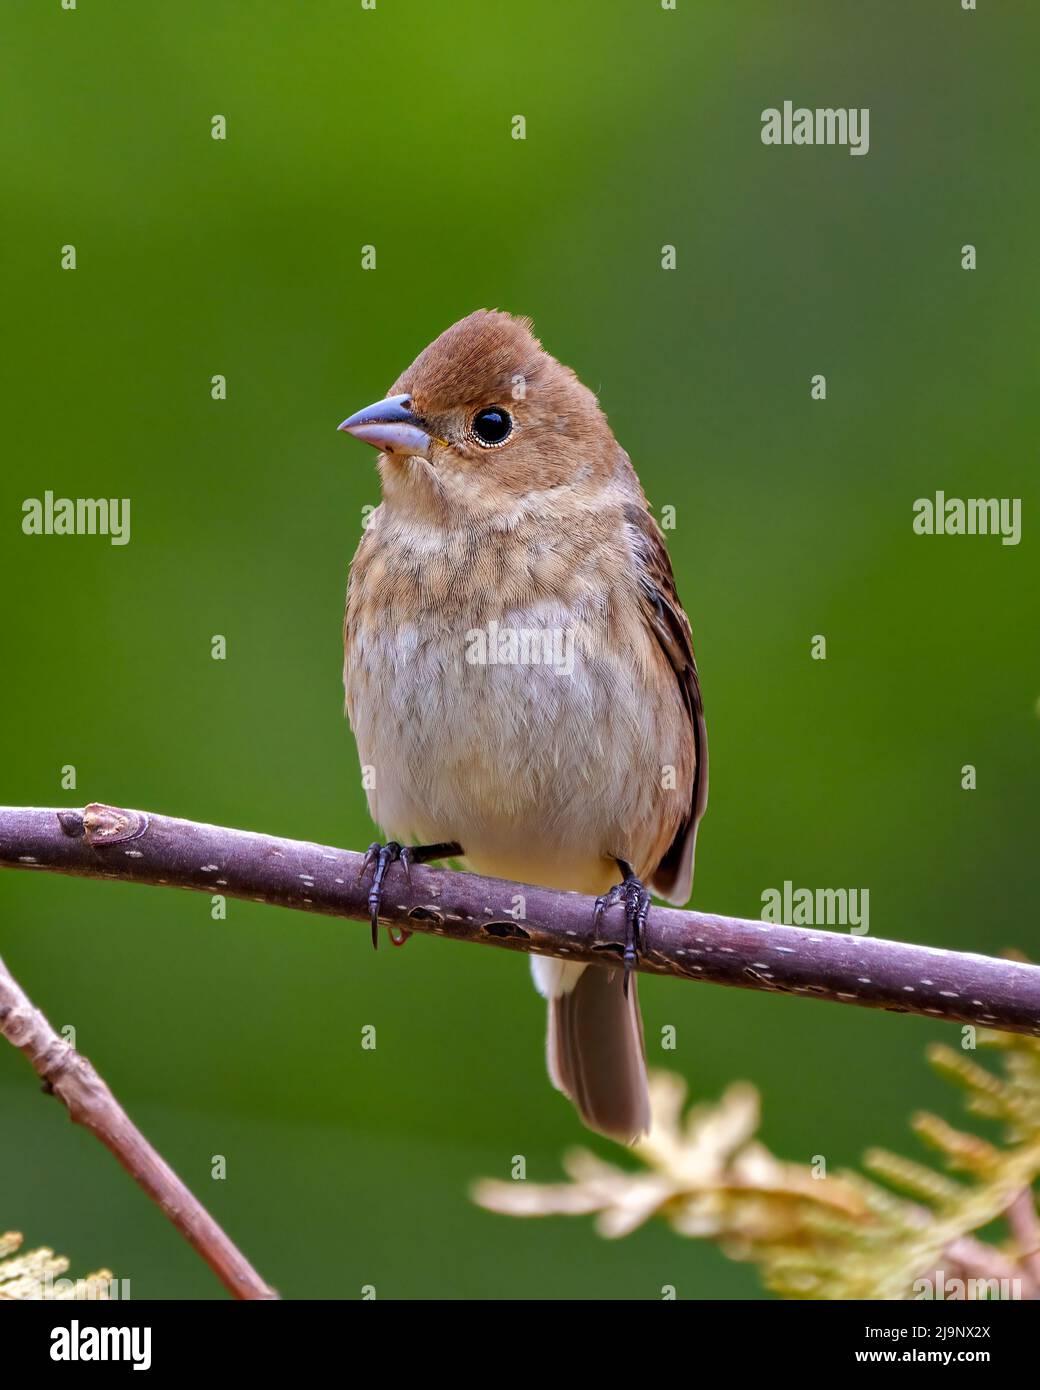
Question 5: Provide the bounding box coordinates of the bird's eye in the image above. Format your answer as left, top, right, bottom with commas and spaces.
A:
470, 407, 513, 448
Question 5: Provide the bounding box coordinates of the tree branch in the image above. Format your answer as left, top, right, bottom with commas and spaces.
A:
0, 949, 277, 1300
2, 803, 1038, 1038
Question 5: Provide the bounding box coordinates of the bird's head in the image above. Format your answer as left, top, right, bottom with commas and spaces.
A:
338, 310, 617, 524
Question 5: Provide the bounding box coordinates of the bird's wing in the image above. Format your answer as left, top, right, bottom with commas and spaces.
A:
624, 501, 708, 906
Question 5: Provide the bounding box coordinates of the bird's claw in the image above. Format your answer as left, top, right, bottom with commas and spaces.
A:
357, 841, 413, 949
594, 868, 651, 998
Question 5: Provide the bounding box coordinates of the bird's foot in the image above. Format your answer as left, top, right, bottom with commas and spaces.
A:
357, 840, 463, 949
593, 859, 651, 998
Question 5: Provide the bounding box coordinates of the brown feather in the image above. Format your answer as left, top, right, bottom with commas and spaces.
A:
392, 309, 544, 410
622, 489, 709, 905
548, 968, 650, 1144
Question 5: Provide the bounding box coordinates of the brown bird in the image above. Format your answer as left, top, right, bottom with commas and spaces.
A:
338, 310, 707, 1142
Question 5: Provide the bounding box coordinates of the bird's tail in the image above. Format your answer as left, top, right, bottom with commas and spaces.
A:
534, 958, 650, 1144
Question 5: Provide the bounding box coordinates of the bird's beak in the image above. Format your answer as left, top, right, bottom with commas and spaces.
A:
337, 393, 434, 459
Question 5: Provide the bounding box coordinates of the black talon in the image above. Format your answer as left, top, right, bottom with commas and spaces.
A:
356, 840, 464, 949
359, 841, 403, 948
399, 846, 414, 882
593, 858, 652, 998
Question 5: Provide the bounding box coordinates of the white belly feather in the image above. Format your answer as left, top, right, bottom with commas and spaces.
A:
346, 599, 653, 899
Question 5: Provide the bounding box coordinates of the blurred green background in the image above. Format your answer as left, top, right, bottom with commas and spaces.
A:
2, 0, 1037, 1299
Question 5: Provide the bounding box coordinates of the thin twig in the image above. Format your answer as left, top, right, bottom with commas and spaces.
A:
1, 803, 1039, 1037
940, 1233, 1039, 1299
1007, 1189, 1040, 1286
0, 950, 277, 1300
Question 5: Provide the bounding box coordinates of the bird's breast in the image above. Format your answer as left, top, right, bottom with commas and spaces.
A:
348, 619, 648, 891
343, 521, 689, 892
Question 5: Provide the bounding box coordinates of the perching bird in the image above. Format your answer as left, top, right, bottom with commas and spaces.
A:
338, 310, 707, 1143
